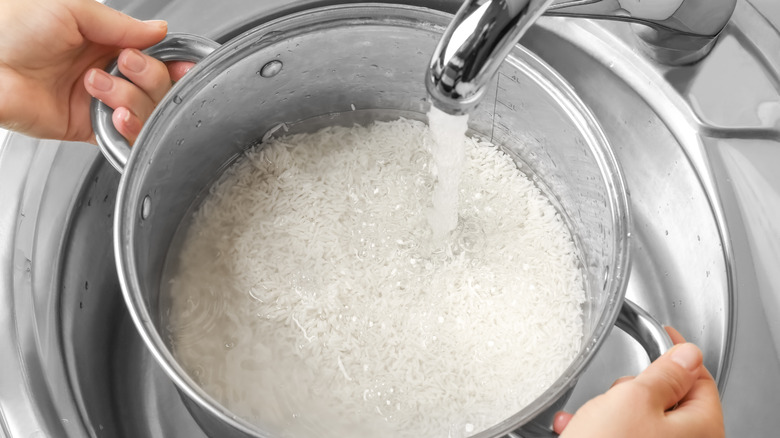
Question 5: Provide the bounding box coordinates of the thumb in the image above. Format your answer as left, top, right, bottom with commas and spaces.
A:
71, 0, 167, 48
632, 342, 703, 411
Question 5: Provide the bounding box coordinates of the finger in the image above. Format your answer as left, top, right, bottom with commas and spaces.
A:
610, 376, 635, 388
167, 61, 196, 82
676, 373, 720, 410
112, 107, 143, 144
117, 49, 173, 104
552, 411, 573, 434
665, 326, 687, 345
72, 1, 167, 48
631, 342, 703, 411
84, 69, 156, 123
666, 377, 724, 436
677, 362, 719, 408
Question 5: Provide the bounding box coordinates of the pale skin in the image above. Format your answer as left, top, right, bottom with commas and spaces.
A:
0, 1, 725, 436
0, 0, 191, 143
554, 327, 725, 438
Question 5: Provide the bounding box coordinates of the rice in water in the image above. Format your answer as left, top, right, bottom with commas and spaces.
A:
166, 117, 585, 437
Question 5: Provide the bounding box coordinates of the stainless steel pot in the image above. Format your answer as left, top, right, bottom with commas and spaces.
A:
91, 4, 672, 437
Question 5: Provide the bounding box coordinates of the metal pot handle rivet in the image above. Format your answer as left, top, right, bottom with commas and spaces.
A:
90, 33, 220, 173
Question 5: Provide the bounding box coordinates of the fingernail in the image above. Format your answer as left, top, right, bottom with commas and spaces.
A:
123, 49, 147, 74
670, 343, 701, 372
88, 70, 113, 92
144, 19, 167, 29
116, 107, 131, 124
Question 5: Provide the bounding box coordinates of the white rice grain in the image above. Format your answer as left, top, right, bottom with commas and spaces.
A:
167, 118, 585, 438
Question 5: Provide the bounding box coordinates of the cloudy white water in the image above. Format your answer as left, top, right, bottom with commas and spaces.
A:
167, 118, 584, 438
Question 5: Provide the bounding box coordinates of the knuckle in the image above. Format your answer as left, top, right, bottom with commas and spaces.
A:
658, 368, 689, 400
627, 380, 657, 405
633, 367, 689, 406
140, 56, 167, 79
113, 82, 139, 106
118, 53, 170, 95
112, 81, 154, 116
610, 375, 634, 388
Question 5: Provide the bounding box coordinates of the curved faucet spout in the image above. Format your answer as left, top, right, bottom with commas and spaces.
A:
426, 0, 554, 115
426, 0, 737, 115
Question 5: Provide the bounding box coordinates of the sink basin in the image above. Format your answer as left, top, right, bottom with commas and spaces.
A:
1, 1, 779, 437
60, 10, 736, 436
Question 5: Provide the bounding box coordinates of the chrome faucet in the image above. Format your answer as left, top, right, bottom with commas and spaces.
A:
426, 0, 738, 115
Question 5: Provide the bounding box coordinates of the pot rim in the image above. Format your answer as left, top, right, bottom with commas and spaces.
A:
112, 3, 631, 437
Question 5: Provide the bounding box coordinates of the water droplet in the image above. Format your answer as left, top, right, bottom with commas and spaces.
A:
173, 95, 182, 104
259, 60, 283, 78
195, 120, 202, 128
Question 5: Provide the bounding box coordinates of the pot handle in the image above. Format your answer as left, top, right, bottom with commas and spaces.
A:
615, 298, 674, 361
511, 298, 674, 438
90, 33, 220, 173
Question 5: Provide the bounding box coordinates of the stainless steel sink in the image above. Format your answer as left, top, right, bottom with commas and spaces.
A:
1, 1, 779, 437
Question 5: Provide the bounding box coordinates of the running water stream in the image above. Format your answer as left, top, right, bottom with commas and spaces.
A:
426, 106, 469, 240
424, 0, 560, 240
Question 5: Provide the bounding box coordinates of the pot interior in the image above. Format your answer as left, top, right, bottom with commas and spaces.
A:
118, 4, 628, 437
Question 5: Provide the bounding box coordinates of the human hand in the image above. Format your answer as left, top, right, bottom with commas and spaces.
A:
0, 0, 188, 143
84, 48, 193, 144
553, 327, 724, 438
